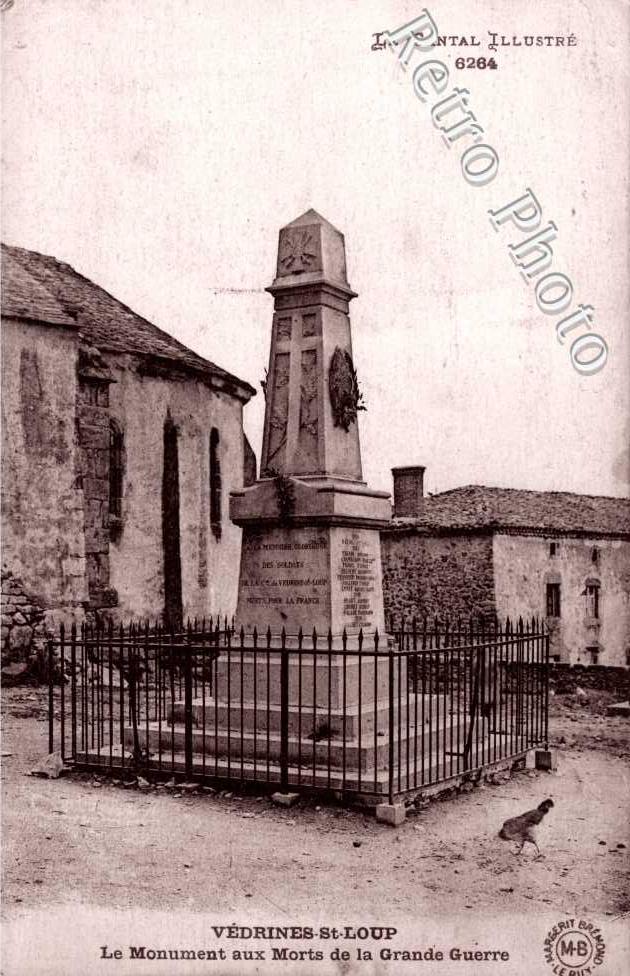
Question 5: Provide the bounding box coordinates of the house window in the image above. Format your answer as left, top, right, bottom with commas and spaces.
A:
549, 542, 557, 556
586, 645, 599, 665
109, 420, 124, 519
591, 547, 599, 564
210, 427, 222, 541
585, 583, 600, 619
546, 582, 561, 618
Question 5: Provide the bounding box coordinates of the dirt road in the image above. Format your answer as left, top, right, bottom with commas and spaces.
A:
2, 687, 629, 923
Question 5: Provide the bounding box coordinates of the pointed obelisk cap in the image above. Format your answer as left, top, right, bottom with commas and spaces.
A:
269, 208, 357, 297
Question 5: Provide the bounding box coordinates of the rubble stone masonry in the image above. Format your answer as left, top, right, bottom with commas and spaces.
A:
380, 531, 496, 624
1, 569, 48, 666
76, 370, 114, 608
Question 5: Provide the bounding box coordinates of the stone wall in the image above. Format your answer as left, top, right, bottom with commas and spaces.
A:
1, 319, 87, 642
549, 663, 630, 697
106, 355, 245, 623
2, 316, 252, 664
493, 534, 630, 666
380, 530, 496, 625
1, 569, 48, 665
76, 347, 116, 609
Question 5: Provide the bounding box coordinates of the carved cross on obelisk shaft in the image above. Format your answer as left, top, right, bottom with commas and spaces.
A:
262, 306, 321, 476
260, 209, 364, 483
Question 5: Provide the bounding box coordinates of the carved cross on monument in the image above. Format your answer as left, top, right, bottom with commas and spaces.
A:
261, 299, 320, 477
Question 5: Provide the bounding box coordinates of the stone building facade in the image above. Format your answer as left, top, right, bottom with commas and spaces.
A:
381, 467, 630, 667
1, 243, 255, 664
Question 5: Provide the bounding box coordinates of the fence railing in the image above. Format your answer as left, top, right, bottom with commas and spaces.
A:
48, 616, 549, 801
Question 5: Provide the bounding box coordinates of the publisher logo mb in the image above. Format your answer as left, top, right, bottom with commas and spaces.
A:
556, 931, 594, 967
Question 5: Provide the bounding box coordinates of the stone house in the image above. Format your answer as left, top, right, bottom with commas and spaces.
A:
1, 243, 256, 664
381, 467, 630, 667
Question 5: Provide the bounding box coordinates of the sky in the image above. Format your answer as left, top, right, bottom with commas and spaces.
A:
2, 0, 629, 498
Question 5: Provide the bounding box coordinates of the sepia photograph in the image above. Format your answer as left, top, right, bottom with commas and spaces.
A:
1, 1, 629, 973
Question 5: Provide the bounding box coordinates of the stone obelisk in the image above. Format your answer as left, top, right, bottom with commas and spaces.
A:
154, 216, 403, 795
230, 210, 391, 645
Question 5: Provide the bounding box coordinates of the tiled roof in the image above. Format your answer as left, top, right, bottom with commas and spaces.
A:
388, 485, 630, 538
1, 243, 255, 401
1, 249, 77, 328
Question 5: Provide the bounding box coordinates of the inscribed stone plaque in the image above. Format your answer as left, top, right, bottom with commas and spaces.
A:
236, 525, 331, 633
329, 527, 385, 634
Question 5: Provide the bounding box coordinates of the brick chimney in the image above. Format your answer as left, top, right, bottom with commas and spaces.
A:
392, 466, 425, 517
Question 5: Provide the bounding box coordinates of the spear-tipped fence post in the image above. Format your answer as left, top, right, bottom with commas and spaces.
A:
47, 637, 55, 754
70, 621, 77, 761
59, 623, 66, 762
128, 625, 141, 767
280, 625, 289, 791
387, 633, 395, 804
184, 634, 193, 780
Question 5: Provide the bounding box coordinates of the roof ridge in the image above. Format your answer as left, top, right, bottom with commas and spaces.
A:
6, 243, 222, 367
1, 242, 256, 399
431, 484, 630, 504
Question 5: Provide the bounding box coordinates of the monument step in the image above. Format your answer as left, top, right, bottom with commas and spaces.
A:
125, 715, 470, 773
211, 653, 403, 709
167, 694, 453, 738
79, 734, 508, 798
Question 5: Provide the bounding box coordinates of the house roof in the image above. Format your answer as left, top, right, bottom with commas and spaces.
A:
1, 249, 77, 328
1, 243, 255, 402
387, 485, 630, 539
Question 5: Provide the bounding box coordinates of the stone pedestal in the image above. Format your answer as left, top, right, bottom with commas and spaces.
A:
231, 493, 390, 641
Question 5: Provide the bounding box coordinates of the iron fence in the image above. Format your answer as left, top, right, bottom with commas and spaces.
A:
48, 616, 549, 802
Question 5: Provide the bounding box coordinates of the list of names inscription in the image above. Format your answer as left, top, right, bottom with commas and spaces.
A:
336, 531, 377, 629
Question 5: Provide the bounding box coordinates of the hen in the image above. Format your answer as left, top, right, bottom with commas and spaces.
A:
498, 798, 554, 855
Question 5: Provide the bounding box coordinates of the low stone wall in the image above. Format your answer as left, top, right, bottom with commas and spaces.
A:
549, 662, 630, 698
1, 568, 48, 666
381, 531, 496, 624
407, 660, 629, 699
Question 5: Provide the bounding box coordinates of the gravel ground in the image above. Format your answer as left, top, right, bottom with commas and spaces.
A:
2, 686, 630, 976
2, 685, 628, 924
